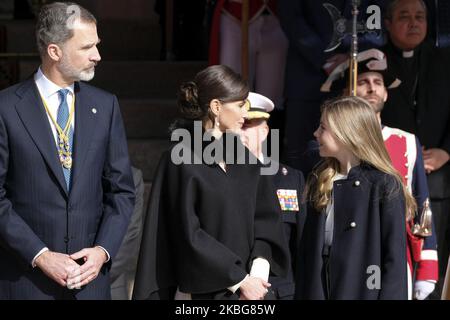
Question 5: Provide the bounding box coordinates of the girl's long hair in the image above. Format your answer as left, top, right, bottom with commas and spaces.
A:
305, 96, 416, 220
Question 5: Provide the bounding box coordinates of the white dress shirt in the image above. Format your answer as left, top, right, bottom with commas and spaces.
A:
34, 67, 75, 144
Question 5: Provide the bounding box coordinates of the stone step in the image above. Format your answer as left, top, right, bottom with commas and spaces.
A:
91, 61, 207, 98
127, 138, 171, 182
16, 57, 38, 80
18, 60, 207, 99
1, 21, 36, 54
2, 19, 161, 60
120, 98, 179, 139
96, 20, 161, 60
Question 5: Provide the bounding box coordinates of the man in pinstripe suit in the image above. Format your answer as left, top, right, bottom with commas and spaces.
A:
0, 2, 134, 299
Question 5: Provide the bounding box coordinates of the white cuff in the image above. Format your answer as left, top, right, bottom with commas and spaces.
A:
32, 247, 49, 268
228, 274, 249, 293
250, 257, 270, 282
414, 280, 435, 300
95, 246, 110, 263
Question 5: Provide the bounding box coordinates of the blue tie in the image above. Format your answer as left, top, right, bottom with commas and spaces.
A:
57, 89, 74, 190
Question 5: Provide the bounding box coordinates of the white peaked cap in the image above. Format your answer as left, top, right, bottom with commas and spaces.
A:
246, 92, 275, 120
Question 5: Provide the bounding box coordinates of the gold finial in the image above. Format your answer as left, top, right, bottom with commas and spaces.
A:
412, 198, 433, 237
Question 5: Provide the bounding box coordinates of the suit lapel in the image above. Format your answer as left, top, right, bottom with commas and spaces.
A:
71, 82, 96, 190
14, 79, 68, 195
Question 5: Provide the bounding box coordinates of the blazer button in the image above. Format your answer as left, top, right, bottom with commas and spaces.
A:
354, 180, 360, 186
350, 222, 356, 228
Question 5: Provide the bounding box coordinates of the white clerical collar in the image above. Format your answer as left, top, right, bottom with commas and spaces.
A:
402, 50, 414, 58
34, 67, 75, 99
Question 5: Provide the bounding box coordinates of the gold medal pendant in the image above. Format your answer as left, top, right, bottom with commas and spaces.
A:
62, 155, 72, 169
59, 153, 72, 169
40, 93, 75, 172
58, 133, 72, 169
63, 135, 70, 151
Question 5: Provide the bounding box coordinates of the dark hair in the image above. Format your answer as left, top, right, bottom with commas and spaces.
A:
384, 0, 427, 21
178, 65, 249, 121
36, 2, 97, 56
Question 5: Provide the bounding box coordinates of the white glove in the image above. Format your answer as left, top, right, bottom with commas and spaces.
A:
414, 280, 435, 300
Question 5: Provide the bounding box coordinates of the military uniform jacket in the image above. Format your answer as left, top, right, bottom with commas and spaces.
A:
133, 132, 290, 299
296, 164, 408, 300
382, 126, 438, 290
268, 163, 306, 299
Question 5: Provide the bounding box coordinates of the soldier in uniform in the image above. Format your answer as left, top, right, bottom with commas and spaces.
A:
278, 0, 388, 173
209, 0, 287, 109
322, 48, 439, 299
240, 92, 306, 300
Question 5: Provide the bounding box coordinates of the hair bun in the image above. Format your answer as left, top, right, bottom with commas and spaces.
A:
178, 81, 204, 120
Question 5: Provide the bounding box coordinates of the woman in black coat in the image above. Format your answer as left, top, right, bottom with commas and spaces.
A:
133, 65, 290, 300
296, 96, 415, 300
